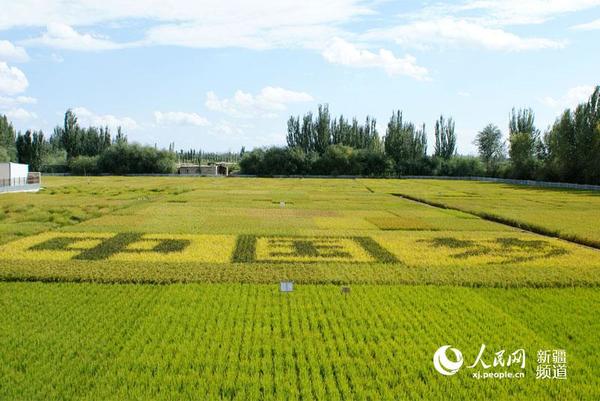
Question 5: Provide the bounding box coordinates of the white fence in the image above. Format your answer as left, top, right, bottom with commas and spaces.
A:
0, 183, 40, 193
399, 176, 600, 191
0, 172, 42, 193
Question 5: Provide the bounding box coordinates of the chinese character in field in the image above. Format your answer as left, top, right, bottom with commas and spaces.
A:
268, 238, 352, 259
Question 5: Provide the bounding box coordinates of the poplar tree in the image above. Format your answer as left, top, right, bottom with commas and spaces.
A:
475, 124, 505, 174
434, 115, 456, 159
508, 108, 540, 179
0, 114, 17, 161
384, 111, 427, 174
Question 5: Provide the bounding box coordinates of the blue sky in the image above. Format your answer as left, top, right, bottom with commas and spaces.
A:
0, 0, 599, 154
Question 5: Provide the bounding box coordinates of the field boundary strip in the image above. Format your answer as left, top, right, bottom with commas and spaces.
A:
392, 193, 600, 250
398, 176, 600, 191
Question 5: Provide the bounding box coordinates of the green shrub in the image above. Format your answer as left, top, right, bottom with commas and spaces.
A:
435, 155, 486, 177
97, 143, 176, 175
68, 155, 100, 175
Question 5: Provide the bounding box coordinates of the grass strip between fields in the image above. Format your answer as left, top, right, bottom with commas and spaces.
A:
392, 193, 600, 250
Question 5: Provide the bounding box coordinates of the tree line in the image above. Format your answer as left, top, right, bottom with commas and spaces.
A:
0, 109, 246, 175
2, 86, 599, 183
240, 86, 600, 184
241, 105, 472, 177
0, 110, 176, 175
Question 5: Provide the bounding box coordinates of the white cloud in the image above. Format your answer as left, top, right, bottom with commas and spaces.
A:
541, 85, 596, 110
464, 0, 600, 25
72, 107, 139, 130
257, 87, 314, 107
146, 23, 270, 50
0, 40, 29, 62
145, 23, 345, 50
51, 53, 65, 63
1, 1, 371, 50
321, 38, 430, 80
205, 86, 314, 118
0, 95, 37, 108
154, 111, 210, 127
1, 1, 595, 54
0, 0, 372, 28
21, 23, 124, 51
3, 108, 37, 121
572, 18, 600, 30
16, 95, 36, 104
364, 19, 566, 52
0, 62, 28, 95
210, 120, 247, 136
408, 0, 600, 26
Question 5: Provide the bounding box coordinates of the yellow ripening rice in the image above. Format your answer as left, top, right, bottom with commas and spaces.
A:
111, 233, 236, 263
255, 236, 376, 263
0, 232, 114, 261
373, 231, 600, 268
0, 232, 236, 264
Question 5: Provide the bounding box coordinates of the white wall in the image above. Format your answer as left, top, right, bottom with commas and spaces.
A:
10, 163, 28, 179
0, 163, 29, 185
0, 163, 9, 180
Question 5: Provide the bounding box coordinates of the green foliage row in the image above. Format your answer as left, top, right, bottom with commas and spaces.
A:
244, 106, 492, 177
384, 111, 427, 174
0, 115, 17, 162
253, 86, 600, 183
543, 87, 600, 184
434, 115, 457, 159
95, 143, 176, 174
53, 110, 117, 159
240, 145, 487, 177
15, 129, 46, 171
3, 86, 599, 183
239, 145, 392, 176
287, 105, 382, 154
1, 109, 176, 175
66, 144, 177, 175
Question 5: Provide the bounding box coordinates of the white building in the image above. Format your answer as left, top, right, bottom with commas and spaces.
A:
177, 163, 230, 176
0, 162, 29, 186
0, 163, 40, 193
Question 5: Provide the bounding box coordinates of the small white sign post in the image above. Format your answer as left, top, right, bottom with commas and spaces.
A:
280, 281, 293, 292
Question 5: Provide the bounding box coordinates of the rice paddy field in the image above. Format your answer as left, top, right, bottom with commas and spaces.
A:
1, 177, 599, 400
